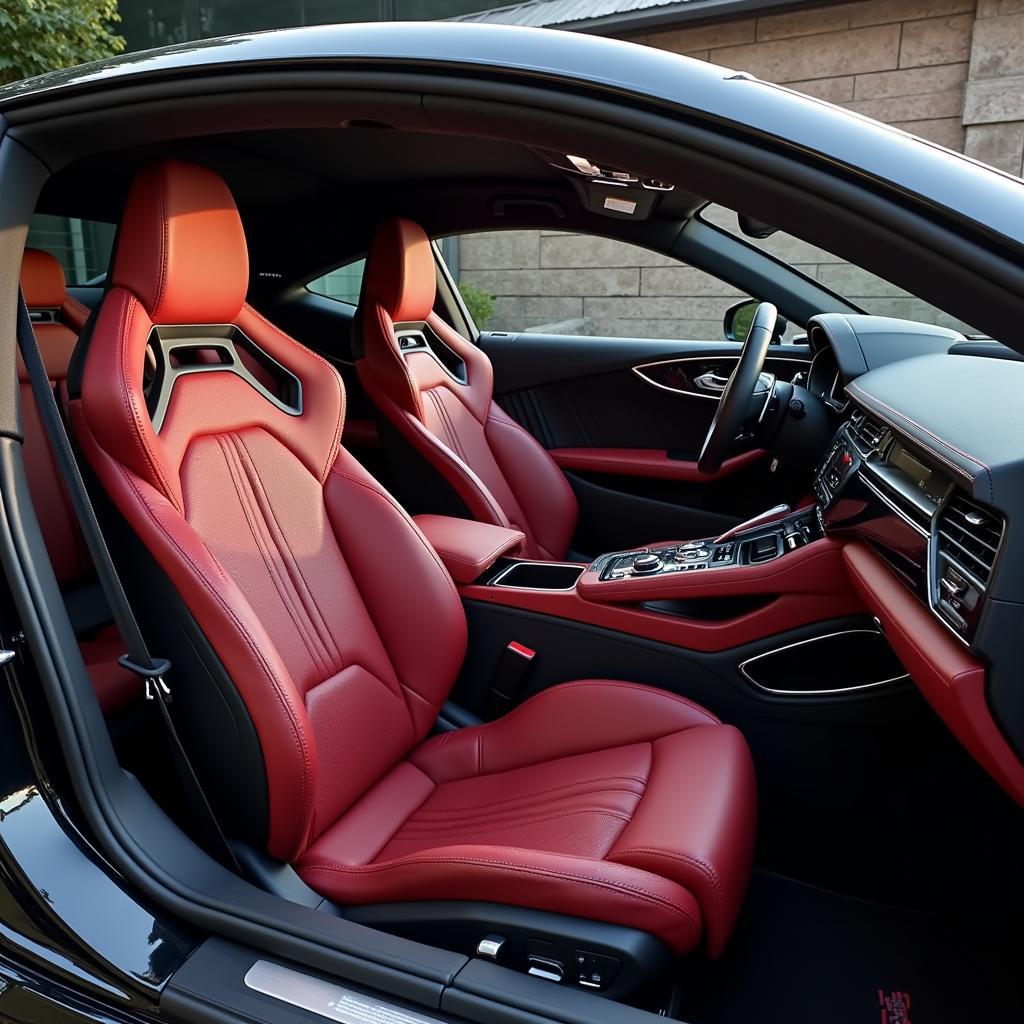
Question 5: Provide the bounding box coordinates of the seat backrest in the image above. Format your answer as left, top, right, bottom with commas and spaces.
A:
19, 249, 93, 586
356, 218, 578, 561
72, 161, 468, 861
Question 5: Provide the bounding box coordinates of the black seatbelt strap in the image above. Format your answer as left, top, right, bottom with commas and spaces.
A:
16, 291, 241, 872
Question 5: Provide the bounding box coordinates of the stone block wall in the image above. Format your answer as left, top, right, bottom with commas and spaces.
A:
963, 1, 1024, 173
641, 0, 975, 150
459, 230, 744, 337
458, 0, 1003, 339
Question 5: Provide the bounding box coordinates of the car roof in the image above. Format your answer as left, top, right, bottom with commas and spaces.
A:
4, 22, 1024, 257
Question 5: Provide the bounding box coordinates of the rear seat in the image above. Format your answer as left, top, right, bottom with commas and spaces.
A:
19, 249, 138, 714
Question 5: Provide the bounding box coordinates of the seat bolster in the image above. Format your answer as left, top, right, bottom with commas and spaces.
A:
426, 312, 494, 423
324, 450, 468, 736
409, 679, 721, 785
608, 725, 757, 958
297, 843, 703, 956
71, 402, 320, 862
484, 401, 579, 561
358, 362, 512, 530
304, 762, 436, 867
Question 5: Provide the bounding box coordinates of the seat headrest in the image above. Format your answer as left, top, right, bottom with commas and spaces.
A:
364, 218, 436, 323
112, 159, 248, 325
21, 248, 67, 308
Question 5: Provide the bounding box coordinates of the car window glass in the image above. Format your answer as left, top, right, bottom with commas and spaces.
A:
26, 215, 115, 286
443, 230, 753, 341
308, 259, 366, 304
701, 204, 981, 335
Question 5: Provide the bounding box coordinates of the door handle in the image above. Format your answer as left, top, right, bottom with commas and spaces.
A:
693, 371, 730, 392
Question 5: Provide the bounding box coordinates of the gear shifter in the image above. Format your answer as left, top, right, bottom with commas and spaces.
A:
713, 504, 791, 545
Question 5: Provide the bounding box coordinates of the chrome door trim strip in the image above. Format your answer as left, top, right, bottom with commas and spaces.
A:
738, 627, 909, 696
631, 352, 810, 400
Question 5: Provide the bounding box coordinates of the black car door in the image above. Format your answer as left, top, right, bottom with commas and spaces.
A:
481, 328, 811, 553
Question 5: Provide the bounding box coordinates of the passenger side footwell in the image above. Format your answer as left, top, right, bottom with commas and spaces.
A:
675, 869, 1022, 1024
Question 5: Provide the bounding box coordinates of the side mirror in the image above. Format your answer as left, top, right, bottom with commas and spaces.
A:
737, 213, 778, 239
724, 299, 788, 343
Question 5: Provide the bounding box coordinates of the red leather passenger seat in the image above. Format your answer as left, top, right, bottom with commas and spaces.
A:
356, 219, 579, 561
19, 249, 138, 715
72, 160, 757, 957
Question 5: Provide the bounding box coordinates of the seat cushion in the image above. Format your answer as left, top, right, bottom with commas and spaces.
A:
297, 680, 756, 957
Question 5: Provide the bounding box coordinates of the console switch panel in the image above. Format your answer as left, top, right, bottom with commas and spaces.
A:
574, 949, 622, 990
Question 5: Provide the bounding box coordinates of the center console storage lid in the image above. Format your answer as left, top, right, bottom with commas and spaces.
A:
414, 515, 525, 584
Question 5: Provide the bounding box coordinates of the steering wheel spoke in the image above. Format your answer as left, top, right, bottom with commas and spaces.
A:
697, 302, 778, 475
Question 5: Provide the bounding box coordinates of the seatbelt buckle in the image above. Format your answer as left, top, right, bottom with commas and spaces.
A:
483, 641, 536, 719
118, 655, 173, 702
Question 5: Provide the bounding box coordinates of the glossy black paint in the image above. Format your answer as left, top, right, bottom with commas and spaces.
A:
0, 640, 193, 1021
4, 22, 1024, 261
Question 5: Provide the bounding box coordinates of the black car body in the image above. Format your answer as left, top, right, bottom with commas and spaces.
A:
0, 21, 1021, 1024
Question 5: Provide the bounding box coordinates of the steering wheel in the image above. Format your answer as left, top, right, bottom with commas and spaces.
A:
697, 302, 777, 475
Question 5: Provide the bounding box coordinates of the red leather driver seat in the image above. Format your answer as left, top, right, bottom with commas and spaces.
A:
356, 219, 579, 561
72, 160, 757, 959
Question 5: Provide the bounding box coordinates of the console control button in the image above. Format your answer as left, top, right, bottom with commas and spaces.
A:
527, 957, 564, 983
476, 934, 505, 960
678, 547, 710, 561
632, 553, 662, 573
712, 543, 734, 563
574, 950, 622, 990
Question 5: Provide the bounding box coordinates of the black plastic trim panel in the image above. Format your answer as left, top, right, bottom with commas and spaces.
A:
162, 937, 670, 1024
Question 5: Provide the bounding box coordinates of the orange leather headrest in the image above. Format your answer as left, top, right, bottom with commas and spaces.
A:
112, 159, 248, 325
21, 248, 67, 308
364, 217, 436, 323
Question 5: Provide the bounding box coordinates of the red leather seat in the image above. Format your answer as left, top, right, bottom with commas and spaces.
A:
71, 160, 756, 957
19, 249, 138, 715
356, 219, 579, 561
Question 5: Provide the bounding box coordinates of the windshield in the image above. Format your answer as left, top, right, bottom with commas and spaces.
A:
702, 204, 982, 336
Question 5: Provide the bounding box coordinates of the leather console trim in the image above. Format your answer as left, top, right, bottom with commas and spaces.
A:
461, 539, 864, 653
577, 537, 849, 604
549, 447, 766, 482
842, 542, 1024, 805
413, 515, 525, 585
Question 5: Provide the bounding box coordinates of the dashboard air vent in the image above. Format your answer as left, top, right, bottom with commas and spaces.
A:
848, 407, 890, 456
935, 494, 1003, 589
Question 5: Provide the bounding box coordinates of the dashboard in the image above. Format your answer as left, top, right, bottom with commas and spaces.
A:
804, 312, 965, 409
809, 343, 1024, 804
815, 405, 1002, 644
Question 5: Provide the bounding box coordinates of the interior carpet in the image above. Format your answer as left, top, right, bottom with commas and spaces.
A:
673, 869, 1022, 1023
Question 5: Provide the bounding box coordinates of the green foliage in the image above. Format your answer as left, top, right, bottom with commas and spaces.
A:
459, 280, 497, 330
0, 0, 126, 87
729, 299, 757, 341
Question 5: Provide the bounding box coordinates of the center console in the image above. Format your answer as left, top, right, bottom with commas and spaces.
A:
587, 509, 820, 584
